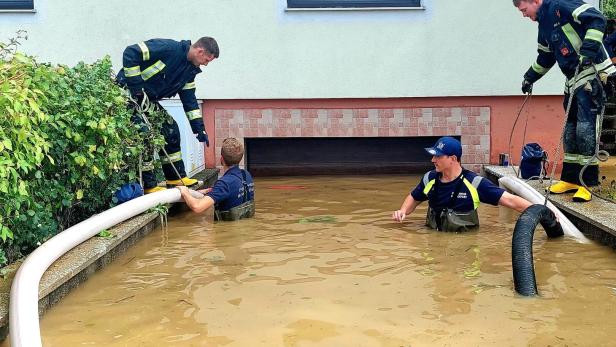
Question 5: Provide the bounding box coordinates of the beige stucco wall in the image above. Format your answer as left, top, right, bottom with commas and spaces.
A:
0, 0, 602, 99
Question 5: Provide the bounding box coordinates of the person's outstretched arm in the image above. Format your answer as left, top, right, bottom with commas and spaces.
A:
392, 194, 422, 222
497, 191, 532, 213
178, 186, 215, 213
498, 191, 561, 221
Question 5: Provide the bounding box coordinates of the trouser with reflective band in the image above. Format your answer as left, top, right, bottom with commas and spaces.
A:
561, 78, 604, 186
133, 102, 187, 189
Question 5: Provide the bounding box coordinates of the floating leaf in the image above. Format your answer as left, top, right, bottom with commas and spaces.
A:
298, 215, 337, 224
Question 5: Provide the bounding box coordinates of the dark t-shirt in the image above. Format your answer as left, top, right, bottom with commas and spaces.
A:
411, 170, 505, 212
206, 166, 255, 211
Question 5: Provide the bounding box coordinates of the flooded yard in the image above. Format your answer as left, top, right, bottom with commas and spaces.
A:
30, 175, 616, 346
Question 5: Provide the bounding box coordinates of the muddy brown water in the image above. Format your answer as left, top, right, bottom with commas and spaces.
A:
11, 175, 616, 346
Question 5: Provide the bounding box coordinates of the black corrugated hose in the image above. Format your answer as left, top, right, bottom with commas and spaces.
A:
512, 204, 564, 296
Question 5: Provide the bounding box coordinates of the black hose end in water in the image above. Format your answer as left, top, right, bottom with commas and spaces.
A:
512, 204, 564, 297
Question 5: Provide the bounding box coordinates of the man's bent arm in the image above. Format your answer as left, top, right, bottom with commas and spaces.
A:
178, 186, 215, 213
498, 191, 532, 213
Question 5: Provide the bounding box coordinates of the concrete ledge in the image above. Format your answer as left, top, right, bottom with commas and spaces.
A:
483, 165, 616, 248
0, 168, 219, 341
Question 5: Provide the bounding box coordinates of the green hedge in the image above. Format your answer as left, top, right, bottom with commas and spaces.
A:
604, 0, 616, 19
0, 33, 165, 265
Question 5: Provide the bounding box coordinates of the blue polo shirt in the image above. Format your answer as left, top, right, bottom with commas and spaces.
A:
411, 170, 505, 212
206, 166, 255, 211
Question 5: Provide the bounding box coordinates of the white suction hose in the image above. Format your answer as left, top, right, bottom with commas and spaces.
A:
9, 188, 203, 347
498, 176, 589, 244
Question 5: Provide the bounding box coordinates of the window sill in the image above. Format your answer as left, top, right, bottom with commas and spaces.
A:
285, 6, 424, 11
0, 9, 36, 13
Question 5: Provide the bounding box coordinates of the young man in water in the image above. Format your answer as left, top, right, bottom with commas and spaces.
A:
392, 137, 533, 232
178, 138, 255, 220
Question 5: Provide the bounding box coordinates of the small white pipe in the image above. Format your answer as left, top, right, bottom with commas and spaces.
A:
498, 176, 589, 244
9, 188, 203, 347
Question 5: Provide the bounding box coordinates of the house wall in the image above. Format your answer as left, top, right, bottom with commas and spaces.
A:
0, 0, 579, 99
1, 1, 582, 171
202, 95, 564, 171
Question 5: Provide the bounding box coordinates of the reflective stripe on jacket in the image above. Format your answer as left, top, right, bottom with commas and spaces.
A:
524, 0, 616, 93
421, 171, 483, 211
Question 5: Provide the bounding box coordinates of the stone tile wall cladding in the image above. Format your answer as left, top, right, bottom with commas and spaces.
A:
215, 106, 491, 173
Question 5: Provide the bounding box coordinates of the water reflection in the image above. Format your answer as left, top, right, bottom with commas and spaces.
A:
30, 175, 616, 346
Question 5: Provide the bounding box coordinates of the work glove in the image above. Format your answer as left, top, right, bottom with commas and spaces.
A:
603, 73, 616, 98
189, 118, 210, 147
132, 89, 145, 103
128, 88, 146, 110
579, 55, 593, 70
196, 129, 209, 146
521, 79, 533, 94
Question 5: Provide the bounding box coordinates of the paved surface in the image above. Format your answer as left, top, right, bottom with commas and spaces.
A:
484, 165, 616, 243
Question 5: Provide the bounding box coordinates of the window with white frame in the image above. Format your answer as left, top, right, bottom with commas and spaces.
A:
0, 0, 34, 11
287, 0, 422, 9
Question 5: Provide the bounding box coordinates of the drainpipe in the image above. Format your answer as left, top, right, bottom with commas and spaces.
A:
9, 188, 203, 347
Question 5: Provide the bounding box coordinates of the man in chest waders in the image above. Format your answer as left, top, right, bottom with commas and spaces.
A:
514, 0, 616, 202
392, 137, 533, 232
178, 138, 255, 221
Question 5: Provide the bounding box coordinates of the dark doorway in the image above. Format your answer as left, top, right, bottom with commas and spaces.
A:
245, 136, 456, 176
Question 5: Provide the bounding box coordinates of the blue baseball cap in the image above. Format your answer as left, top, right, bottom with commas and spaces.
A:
425, 136, 462, 158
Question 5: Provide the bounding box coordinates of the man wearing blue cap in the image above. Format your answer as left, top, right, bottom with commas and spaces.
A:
392, 137, 533, 232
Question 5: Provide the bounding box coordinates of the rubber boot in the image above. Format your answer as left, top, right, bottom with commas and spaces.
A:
144, 186, 167, 194
166, 177, 199, 187
547, 181, 580, 194
572, 186, 592, 202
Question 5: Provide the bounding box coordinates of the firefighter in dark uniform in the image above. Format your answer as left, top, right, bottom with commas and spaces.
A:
514, 0, 616, 202
117, 37, 219, 193
178, 138, 255, 221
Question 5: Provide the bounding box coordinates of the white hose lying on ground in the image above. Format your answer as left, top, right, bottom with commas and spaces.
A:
498, 176, 589, 244
9, 188, 203, 347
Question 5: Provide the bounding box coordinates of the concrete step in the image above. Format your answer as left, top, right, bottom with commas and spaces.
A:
482, 165, 616, 247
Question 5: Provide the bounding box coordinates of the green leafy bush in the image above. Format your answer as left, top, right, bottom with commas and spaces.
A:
604, 0, 616, 19
0, 33, 165, 265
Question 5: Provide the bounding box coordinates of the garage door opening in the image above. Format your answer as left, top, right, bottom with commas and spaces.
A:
245, 136, 456, 176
